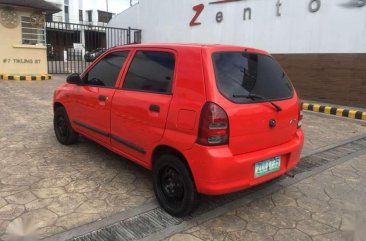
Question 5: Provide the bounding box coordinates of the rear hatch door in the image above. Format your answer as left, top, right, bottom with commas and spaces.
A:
211, 51, 299, 155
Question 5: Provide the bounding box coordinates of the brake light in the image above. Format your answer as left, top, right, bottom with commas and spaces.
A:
197, 102, 229, 145
298, 104, 303, 128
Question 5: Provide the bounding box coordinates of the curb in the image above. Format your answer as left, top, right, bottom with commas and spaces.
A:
302, 102, 366, 121
0, 74, 52, 81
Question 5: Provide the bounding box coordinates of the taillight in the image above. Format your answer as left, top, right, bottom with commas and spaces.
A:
298, 104, 303, 128
197, 102, 229, 146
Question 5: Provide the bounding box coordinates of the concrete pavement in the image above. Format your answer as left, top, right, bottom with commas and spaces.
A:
166, 153, 366, 241
0, 75, 365, 240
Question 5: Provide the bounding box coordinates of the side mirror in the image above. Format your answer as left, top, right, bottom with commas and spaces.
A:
66, 73, 82, 85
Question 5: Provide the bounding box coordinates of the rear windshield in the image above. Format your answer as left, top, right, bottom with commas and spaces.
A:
212, 52, 293, 103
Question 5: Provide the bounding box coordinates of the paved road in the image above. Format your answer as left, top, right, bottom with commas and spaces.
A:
0, 75, 365, 240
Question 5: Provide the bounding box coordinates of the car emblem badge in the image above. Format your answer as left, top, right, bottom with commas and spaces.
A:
269, 119, 276, 128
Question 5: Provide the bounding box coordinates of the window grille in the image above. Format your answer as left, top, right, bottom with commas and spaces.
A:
21, 16, 45, 45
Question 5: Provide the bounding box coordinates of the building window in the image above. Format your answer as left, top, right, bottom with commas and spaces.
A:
97, 10, 113, 23
64, 6, 69, 23
79, 10, 83, 21
87, 10, 92, 22
21, 16, 45, 45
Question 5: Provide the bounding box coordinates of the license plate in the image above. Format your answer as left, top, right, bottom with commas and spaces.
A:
254, 156, 281, 178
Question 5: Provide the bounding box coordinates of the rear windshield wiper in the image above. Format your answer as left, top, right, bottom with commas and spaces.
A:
232, 93, 282, 112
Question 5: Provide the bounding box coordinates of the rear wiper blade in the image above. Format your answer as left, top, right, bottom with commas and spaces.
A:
232, 93, 282, 112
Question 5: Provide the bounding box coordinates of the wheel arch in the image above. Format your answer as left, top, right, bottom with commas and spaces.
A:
53, 102, 65, 112
151, 145, 196, 184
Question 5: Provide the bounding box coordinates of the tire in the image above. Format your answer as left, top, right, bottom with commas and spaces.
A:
53, 106, 79, 145
153, 154, 199, 217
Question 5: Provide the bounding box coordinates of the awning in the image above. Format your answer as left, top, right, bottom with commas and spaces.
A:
0, 0, 61, 14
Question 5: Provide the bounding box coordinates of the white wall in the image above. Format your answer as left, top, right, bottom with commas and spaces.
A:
109, 4, 140, 29
83, 0, 129, 14
108, 0, 366, 54
68, 0, 80, 22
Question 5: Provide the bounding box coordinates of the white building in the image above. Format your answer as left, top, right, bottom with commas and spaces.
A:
108, 0, 366, 53
108, 0, 366, 108
46, 0, 130, 25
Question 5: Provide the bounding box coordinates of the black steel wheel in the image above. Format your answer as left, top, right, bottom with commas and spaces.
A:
153, 154, 198, 217
53, 106, 78, 145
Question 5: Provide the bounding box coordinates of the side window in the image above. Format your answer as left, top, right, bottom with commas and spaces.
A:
83, 51, 129, 87
122, 51, 175, 94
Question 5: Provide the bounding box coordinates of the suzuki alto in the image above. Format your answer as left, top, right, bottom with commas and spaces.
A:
53, 44, 304, 216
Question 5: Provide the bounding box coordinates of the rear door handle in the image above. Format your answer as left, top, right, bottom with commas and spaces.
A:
149, 104, 160, 113
98, 95, 107, 102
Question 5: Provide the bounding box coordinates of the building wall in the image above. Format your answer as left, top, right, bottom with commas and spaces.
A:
108, 0, 366, 108
68, 0, 81, 23
274, 54, 366, 108
109, 4, 140, 29
108, 0, 366, 54
0, 8, 47, 75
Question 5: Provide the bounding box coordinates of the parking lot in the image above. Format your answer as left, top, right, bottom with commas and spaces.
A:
0, 76, 366, 241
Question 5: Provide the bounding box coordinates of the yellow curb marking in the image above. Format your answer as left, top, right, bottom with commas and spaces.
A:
303, 103, 365, 121
313, 104, 320, 112
336, 108, 344, 116
1, 74, 51, 80
349, 110, 357, 119
324, 106, 331, 114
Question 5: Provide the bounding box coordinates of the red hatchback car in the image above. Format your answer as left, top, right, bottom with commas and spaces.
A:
53, 44, 304, 216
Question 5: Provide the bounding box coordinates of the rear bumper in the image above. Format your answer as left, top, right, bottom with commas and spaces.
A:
183, 129, 304, 195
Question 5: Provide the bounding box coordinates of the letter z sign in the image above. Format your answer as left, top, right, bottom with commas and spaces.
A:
190, 4, 204, 26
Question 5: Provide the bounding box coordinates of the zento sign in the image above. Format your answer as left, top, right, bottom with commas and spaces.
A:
189, 0, 366, 26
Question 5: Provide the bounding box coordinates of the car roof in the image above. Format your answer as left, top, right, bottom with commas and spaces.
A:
110, 43, 269, 55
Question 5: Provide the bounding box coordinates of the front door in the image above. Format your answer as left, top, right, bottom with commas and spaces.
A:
111, 50, 176, 163
72, 51, 130, 143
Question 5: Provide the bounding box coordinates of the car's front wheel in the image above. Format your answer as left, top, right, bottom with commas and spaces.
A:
54, 106, 79, 145
153, 154, 199, 217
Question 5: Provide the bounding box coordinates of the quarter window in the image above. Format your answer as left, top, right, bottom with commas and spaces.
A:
123, 51, 175, 94
83, 51, 129, 87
